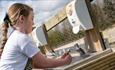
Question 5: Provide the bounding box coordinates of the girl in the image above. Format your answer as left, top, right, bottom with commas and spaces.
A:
0, 3, 72, 70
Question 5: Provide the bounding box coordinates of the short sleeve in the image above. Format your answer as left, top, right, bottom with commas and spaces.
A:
18, 36, 40, 58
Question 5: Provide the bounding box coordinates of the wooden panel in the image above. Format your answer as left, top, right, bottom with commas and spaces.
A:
80, 52, 115, 70
65, 51, 115, 70
45, 8, 67, 31
64, 49, 112, 70
84, 0, 105, 52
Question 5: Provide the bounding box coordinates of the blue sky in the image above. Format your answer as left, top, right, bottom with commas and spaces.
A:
0, 0, 71, 26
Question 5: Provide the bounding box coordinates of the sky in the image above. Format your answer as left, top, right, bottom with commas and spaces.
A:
0, 0, 71, 26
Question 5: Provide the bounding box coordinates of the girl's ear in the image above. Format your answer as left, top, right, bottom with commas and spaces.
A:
19, 15, 25, 23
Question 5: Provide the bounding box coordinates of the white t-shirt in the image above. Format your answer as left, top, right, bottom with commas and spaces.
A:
0, 30, 40, 70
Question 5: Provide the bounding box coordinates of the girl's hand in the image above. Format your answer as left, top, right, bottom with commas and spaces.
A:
61, 50, 70, 59
64, 54, 72, 65
61, 51, 72, 65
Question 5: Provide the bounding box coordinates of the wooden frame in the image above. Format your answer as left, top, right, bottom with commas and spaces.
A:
42, 0, 105, 53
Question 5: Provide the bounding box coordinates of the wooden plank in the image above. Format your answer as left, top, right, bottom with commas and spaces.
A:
84, 0, 105, 52
44, 8, 67, 31
75, 52, 115, 70
82, 53, 115, 70
64, 49, 112, 70
41, 24, 55, 53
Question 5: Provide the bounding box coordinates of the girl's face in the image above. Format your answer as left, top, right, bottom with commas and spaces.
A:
25, 11, 34, 34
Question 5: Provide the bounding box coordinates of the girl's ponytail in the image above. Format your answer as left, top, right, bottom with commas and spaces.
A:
0, 14, 11, 57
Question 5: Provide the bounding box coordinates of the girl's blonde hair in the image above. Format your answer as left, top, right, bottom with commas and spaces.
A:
0, 3, 33, 51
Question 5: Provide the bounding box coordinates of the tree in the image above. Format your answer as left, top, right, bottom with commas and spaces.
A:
91, 0, 114, 30
103, 0, 115, 22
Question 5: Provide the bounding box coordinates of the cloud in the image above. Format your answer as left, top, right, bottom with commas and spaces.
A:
27, 0, 70, 11
0, 0, 71, 25
34, 11, 53, 25
32, 0, 71, 24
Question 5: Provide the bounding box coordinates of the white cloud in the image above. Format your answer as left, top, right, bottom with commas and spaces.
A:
28, 0, 70, 11
34, 11, 52, 24
32, 0, 71, 24
0, 0, 71, 25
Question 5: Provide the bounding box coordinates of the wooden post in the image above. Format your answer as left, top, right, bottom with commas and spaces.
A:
42, 24, 55, 53
84, 0, 105, 52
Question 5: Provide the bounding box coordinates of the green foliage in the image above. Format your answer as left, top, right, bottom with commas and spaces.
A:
91, 1, 115, 31
48, 30, 65, 47
48, 29, 85, 48
103, 0, 115, 22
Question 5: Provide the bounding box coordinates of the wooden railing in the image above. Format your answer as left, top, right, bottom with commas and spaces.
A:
65, 49, 115, 70
51, 49, 115, 70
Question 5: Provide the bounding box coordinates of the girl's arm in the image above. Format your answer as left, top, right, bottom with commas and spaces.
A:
32, 52, 72, 68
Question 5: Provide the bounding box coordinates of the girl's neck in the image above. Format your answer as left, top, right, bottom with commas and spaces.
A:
14, 26, 28, 34
13, 23, 29, 34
